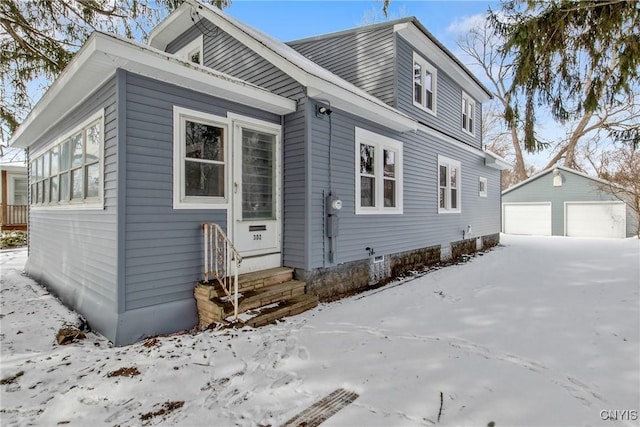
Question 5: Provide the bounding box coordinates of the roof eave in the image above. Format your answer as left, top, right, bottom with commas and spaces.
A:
10, 33, 296, 149
394, 22, 493, 103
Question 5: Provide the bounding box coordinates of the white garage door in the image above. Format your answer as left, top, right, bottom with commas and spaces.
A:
566, 202, 626, 238
503, 203, 552, 236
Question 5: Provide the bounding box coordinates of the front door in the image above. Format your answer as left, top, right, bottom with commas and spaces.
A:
231, 118, 282, 273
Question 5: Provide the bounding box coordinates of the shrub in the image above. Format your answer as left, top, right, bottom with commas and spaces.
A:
0, 231, 28, 249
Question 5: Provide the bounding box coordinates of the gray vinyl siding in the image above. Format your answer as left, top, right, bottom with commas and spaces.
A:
396, 36, 483, 150
166, 21, 303, 100
122, 71, 281, 310
25, 76, 118, 324
282, 99, 308, 269
288, 26, 396, 106
503, 169, 637, 237
308, 100, 501, 268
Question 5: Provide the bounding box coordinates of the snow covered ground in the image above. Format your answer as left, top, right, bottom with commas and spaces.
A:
1, 235, 638, 426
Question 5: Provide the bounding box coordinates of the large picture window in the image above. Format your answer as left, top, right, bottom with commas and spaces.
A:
30, 112, 103, 208
173, 107, 228, 209
355, 127, 403, 214
413, 52, 437, 115
438, 155, 461, 213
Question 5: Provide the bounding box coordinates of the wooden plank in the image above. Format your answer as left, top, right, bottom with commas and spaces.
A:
283, 388, 359, 427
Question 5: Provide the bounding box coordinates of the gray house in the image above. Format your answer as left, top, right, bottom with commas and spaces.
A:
502, 166, 637, 238
10, 0, 508, 345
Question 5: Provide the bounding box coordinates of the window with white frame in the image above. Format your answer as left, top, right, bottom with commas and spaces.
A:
355, 127, 403, 214
176, 35, 203, 65
438, 155, 461, 213
30, 112, 103, 208
413, 53, 437, 114
479, 176, 487, 197
462, 92, 475, 135
173, 107, 227, 209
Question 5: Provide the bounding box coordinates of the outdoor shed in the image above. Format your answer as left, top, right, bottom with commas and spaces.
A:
502, 166, 637, 238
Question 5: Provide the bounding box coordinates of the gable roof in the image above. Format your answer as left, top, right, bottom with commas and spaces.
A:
287, 17, 493, 103
9, 32, 296, 149
149, 0, 418, 133
502, 165, 621, 195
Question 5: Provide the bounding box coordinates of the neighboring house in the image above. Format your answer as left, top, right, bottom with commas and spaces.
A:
9, 0, 509, 345
502, 166, 637, 238
0, 161, 28, 231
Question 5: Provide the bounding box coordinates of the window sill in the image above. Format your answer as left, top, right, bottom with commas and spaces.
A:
413, 101, 437, 116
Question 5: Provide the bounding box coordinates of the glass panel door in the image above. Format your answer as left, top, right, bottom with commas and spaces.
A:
242, 129, 275, 220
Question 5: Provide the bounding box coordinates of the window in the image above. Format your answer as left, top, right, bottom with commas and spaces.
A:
30, 112, 104, 208
438, 155, 461, 213
355, 128, 403, 214
462, 92, 475, 135
175, 36, 203, 65
479, 177, 487, 197
413, 53, 437, 114
173, 106, 228, 209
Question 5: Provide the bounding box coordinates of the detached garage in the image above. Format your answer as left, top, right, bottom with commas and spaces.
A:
502, 166, 637, 238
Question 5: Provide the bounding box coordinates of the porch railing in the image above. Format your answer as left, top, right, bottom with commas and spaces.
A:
1, 204, 28, 226
202, 223, 243, 320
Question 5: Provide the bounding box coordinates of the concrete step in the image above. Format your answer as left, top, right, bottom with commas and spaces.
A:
245, 294, 319, 328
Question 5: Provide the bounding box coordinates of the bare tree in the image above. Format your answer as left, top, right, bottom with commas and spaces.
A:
583, 142, 640, 237
458, 23, 531, 184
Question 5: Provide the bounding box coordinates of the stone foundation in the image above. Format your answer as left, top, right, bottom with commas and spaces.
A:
482, 233, 500, 250
296, 235, 496, 302
451, 238, 477, 259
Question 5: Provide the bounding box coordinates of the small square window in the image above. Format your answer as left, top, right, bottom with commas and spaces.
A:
479, 177, 488, 197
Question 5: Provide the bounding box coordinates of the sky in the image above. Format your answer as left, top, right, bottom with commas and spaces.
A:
224, 0, 497, 48
2, 234, 638, 425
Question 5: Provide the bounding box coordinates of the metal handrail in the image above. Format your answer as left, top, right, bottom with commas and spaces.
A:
202, 223, 243, 320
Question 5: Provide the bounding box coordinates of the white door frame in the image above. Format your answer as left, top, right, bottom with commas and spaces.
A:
228, 113, 282, 273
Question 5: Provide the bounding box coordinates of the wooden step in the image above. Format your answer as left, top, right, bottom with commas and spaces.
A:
196, 267, 294, 299
214, 280, 306, 318
245, 294, 319, 328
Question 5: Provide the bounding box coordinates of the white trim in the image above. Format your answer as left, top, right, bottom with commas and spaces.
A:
417, 123, 484, 157
461, 91, 476, 136
29, 110, 105, 210
10, 32, 295, 149
149, 1, 417, 133
172, 106, 230, 210
175, 35, 204, 64
485, 151, 512, 170
412, 52, 437, 115
229, 113, 283, 259
355, 127, 404, 215
437, 155, 461, 214
502, 165, 625, 195
395, 22, 491, 103
479, 176, 488, 198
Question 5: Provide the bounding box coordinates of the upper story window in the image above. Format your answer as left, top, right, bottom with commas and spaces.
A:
413, 53, 437, 115
173, 106, 228, 209
462, 91, 475, 135
355, 127, 403, 215
30, 111, 104, 209
438, 155, 461, 213
175, 35, 203, 65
